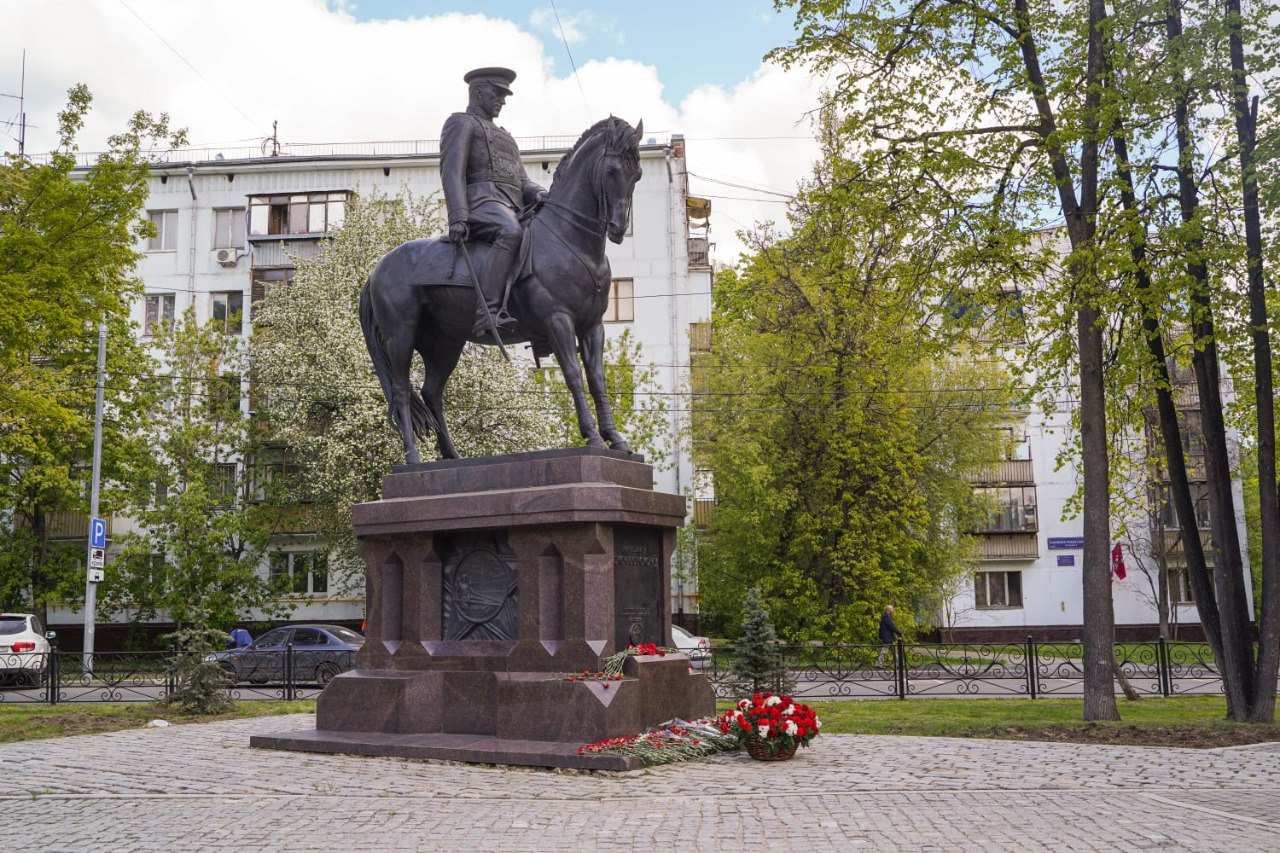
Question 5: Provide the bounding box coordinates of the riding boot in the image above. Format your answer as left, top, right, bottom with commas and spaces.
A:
473, 242, 520, 340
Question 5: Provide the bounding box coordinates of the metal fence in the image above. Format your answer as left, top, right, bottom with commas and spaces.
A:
0, 638, 1254, 705
701, 638, 1237, 700
0, 644, 355, 705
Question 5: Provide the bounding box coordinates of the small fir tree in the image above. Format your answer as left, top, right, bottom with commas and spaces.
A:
161, 627, 234, 715
730, 588, 792, 694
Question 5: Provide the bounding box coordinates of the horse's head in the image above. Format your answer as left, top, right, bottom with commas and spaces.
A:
599, 118, 644, 244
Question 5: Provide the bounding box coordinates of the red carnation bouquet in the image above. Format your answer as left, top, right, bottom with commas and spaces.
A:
717, 693, 821, 757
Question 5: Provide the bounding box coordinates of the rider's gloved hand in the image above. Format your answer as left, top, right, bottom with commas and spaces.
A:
449, 222, 470, 243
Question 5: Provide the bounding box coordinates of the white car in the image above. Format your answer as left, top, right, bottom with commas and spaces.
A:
0, 613, 51, 688
671, 624, 712, 670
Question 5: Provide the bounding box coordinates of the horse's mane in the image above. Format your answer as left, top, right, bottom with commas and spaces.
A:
553, 117, 637, 182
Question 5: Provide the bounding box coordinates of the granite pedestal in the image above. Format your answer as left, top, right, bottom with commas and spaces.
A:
251, 448, 716, 770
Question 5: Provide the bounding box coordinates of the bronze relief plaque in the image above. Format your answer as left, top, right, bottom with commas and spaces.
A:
442, 532, 519, 641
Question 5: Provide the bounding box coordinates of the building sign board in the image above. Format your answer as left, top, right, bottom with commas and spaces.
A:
1047, 536, 1085, 549
1057, 555, 1075, 567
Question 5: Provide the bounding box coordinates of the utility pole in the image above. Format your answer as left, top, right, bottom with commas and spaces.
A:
83, 322, 107, 672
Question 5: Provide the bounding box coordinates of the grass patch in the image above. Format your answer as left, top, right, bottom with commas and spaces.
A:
716, 696, 1280, 747
0, 700, 315, 744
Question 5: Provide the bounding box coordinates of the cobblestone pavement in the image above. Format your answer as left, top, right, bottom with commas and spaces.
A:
3, 714, 1279, 851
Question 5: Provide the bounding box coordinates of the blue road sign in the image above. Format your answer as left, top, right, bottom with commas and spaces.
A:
90, 518, 106, 549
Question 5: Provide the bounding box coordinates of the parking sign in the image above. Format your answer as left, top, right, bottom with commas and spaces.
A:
90, 518, 106, 549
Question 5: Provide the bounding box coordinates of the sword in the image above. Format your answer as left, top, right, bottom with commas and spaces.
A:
457, 239, 510, 363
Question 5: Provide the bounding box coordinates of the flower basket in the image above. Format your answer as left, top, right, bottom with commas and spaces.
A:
717, 693, 821, 760
745, 739, 797, 761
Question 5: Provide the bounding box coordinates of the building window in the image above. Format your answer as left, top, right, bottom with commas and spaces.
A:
975, 571, 1023, 609
270, 552, 329, 596
212, 463, 238, 509
213, 208, 247, 249
147, 210, 178, 251
250, 267, 295, 304
974, 486, 1037, 532
208, 374, 242, 421
144, 293, 175, 336
212, 291, 244, 335
604, 278, 634, 323
1156, 482, 1212, 530
248, 192, 348, 237
1168, 565, 1196, 604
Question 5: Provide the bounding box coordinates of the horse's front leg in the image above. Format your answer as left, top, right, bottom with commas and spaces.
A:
579, 322, 630, 452
546, 313, 603, 448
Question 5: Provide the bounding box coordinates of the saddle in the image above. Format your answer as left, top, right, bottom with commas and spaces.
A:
406, 225, 535, 290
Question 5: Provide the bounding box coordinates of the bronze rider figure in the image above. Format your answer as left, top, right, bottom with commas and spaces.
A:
440, 66, 547, 339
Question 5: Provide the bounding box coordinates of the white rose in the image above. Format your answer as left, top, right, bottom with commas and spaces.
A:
764, 696, 781, 707
784, 721, 798, 736
757, 724, 771, 738
738, 699, 749, 710
783, 704, 795, 715
815, 719, 822, 729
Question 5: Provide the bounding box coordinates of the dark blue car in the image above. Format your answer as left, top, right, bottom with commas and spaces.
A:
207, 624, 363, 685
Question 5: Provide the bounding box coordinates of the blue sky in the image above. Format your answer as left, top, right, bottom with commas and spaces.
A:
343, 1, 795, 104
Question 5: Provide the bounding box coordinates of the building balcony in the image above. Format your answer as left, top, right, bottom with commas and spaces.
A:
689, 322, 712, 353
42, 511, 113, 542
968, 459, 1034, 485
978, 532, 1039, 560
688, 237, 711, 270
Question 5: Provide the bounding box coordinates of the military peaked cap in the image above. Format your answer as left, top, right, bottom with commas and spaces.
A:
464, 67, 517, 94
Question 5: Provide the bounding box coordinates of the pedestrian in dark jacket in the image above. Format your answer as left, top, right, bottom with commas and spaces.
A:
876, 605, 903, 666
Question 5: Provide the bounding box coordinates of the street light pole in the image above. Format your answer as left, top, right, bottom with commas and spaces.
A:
82, 322, 107, 672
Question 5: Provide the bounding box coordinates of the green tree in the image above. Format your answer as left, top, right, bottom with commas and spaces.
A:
692, 125, 1017, 646
249, 189, 556, 589
730, 587, 791, 694
0, 85, 182, 618
105, 311, 286, 631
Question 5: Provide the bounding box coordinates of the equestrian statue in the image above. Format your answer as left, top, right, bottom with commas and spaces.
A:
359, 66, 645, 464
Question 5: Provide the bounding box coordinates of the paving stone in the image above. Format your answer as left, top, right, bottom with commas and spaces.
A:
1, 714, 1278, 850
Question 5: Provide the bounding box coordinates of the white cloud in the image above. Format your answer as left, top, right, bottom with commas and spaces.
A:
3, 0, 821, 259
529, 7, 622, 47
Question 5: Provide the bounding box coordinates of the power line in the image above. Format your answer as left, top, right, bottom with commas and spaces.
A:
549, 0, 593, 123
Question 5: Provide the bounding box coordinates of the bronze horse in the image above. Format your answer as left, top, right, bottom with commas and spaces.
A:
360, 117, 645, 464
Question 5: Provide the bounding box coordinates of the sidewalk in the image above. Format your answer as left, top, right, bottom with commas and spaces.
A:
2, 713, 1278, 850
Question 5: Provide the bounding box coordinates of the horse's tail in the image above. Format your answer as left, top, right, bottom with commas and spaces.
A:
358, 277, 437, 441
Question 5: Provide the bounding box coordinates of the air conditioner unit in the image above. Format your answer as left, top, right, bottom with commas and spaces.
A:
215, 248, 240, 267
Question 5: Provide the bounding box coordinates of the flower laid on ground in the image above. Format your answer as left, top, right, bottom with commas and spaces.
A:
577, 718, 739, 765
601, 643, 681, 677
717, 693, 821, 756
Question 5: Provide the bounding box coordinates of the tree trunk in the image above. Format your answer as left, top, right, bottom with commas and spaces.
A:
1223, 0, 1279, 724
1164, 0, 1255, 719
1012, 0, 1117, 720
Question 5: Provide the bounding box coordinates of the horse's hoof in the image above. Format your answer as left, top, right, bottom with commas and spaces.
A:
608, 440, 631, 453
585, 438, 607, 449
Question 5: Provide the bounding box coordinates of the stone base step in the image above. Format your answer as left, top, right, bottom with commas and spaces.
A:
250, 728, 640, 771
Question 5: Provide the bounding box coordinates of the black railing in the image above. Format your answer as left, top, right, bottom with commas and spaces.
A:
1, 638, 1267, 704
0, 642, 357, 705
701, 637, 1262, 701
